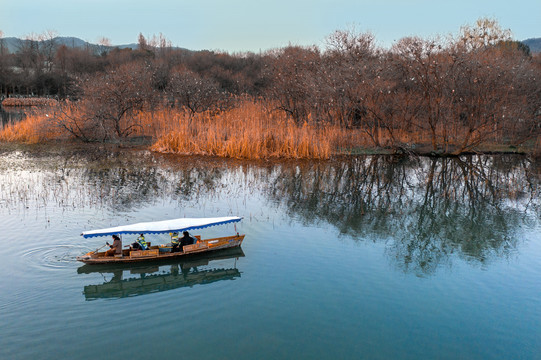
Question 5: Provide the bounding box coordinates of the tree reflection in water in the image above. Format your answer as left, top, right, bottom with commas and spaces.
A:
0, 146, 539, 275
267, 155, 540, 275
0, 147, 236, 212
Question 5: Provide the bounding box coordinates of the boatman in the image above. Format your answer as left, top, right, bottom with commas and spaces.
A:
105, 235, 122, 256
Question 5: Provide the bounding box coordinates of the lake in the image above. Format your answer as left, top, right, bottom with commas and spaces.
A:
0, 145, 540, 360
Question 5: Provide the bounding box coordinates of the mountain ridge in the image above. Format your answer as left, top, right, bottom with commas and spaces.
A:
0, 36, 187, 54
1, 36, 540, 54
522, 38, 541, 54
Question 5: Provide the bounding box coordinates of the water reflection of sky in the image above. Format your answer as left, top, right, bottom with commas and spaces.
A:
0, 147, 540, 274
1, 146, 540, 360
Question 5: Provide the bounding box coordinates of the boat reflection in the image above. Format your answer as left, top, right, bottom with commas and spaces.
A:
78, 247, 244, 300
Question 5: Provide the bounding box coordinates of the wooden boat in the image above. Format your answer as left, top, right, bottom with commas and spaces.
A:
76, 216, 244, 264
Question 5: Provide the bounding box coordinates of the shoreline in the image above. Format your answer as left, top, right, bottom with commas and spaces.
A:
0, 141, 536, 161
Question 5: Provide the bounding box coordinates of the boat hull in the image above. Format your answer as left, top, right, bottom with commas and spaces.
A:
77, 234, 244, 265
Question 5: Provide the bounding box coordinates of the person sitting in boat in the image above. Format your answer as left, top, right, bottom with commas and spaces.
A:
172, 231, 196, 252
131, 234, 149, 251
105, 235, 122, 256
169, 232, 180, 247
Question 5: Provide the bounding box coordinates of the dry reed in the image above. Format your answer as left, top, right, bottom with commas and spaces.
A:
0, 101, 339, 159
4, 99, 519, 158
151, 102, 334, 159
0, 108, 62, 143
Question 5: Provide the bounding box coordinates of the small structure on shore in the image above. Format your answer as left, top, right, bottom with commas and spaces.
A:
1, 97, 58, 107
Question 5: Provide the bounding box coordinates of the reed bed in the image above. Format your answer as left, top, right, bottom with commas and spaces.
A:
0, 102, 339, 159
0, 108, 63, 143
151, 102, 333, 159
4, 100, 531, 158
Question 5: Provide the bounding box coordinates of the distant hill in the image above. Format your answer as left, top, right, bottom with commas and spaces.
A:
522, 38, 541, 54
1, 35, 539, 55
0, 36, 182, 54
2, 37, 28, 53
1, 36, 101, 54
117, 43, 139, 50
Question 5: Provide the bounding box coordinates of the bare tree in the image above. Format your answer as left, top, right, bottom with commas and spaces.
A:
167, 67, 225, 115
459, 17, 512, 51
97, 37, 112, 56
448, 19, 538, 153
75, 61, 154, 140
390, 35, 483, 152
0, 30, 8, 96
323, 30, 391, 144
138, 33, 148, 51
39, 29, 58, 73
264, 45, 321, 123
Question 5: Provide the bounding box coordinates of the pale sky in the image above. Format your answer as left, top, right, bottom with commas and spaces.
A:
1, 0, 539, 52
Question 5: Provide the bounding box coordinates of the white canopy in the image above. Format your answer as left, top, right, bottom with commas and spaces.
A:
81, 216, 242, 238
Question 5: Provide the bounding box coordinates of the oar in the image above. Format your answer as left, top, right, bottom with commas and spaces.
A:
90, 243, 108, 254
78, 243, 109, 260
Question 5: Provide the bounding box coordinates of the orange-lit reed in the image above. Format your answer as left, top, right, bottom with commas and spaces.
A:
8, 100, 510, 158
0, 108, 62, 143
150, 102, 334, 159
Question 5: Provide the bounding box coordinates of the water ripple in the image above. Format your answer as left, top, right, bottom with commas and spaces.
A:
19, 244, 87, 270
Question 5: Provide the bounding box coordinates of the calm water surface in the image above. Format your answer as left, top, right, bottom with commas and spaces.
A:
0, 145, 540, 360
